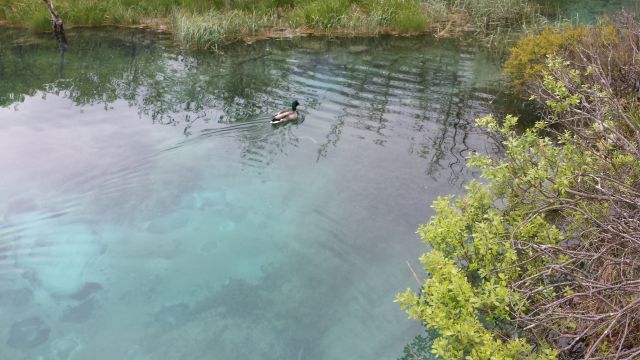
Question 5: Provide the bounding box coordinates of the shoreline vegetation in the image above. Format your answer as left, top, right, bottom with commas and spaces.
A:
0, 0, 544, 50
399, 13, 640, 359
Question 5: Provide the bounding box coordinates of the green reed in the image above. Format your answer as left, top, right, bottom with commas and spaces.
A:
0, 0, 543, 49
173, 9, 276, 50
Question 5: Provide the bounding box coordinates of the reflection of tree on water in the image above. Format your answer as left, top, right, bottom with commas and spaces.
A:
419, 53, 468, 183
402, 46, 473, 184
0, 32, 53, 106
0, 30, 502, 180
398, 333, 436, 360
305, 39, 494, 183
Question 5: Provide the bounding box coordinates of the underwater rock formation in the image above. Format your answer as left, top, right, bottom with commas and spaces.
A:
153, 303, 192, 330
51, 336, 80, 360
13, 227, 104, 296
7, 317, 51, 349
0, 287, 33, 308
61, 297, 98, 323
69, 281, 103, 301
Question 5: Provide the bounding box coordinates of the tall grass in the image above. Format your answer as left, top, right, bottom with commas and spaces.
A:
0, 0, 544, 49
173, 9, 276, 50
418, 0, 544, 49
452, 0, 541, 31
0, 0, 226, 30
285, 0, 428, 35
0, 0, 143, 31
365, 0, 428, 33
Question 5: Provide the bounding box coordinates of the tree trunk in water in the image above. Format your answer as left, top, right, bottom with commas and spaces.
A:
42, 0, 68, 50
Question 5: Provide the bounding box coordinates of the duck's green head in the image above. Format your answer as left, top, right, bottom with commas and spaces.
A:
292, 100, 300, 111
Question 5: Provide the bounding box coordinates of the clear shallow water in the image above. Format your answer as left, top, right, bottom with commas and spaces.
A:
536, 0, 640, 22
0, 30, 505, 359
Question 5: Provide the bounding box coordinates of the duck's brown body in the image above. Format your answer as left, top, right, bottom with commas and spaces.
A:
271, 110, 299, 123
271, 100, 300, 124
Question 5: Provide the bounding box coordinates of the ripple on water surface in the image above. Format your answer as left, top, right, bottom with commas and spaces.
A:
0, 29, 511, 359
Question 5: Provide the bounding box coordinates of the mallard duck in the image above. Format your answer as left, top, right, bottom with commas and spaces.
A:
271, 100, 300, 124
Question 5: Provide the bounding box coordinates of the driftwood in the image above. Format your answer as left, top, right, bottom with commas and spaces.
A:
42, 0, 68, 50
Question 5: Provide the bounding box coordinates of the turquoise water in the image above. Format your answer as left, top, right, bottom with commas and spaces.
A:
536, 0, 640, 22
0, 30, 505, 359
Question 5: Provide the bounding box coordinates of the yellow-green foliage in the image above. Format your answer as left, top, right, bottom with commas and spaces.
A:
396, 112, 598, 358
504, 23, 587, 91
397, 43, 640, 352
397, 251, 546, 360
505, 18, 628, 93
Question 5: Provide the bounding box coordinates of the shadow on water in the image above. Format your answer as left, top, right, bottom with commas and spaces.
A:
0, 29, 520, 360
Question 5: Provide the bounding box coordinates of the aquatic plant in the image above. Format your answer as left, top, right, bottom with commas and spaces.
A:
7, 317, 51, 349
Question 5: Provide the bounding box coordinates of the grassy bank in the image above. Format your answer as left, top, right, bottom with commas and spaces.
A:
0, 0, 542, 49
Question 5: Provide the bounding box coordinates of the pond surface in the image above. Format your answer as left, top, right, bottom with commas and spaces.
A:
0, 30, 506, 359
539, 0, 640, 22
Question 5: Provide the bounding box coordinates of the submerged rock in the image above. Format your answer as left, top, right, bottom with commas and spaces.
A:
0, 287, 33, 308
61, 297, 98, 323
13, 228, 104, 296
153, 303, 191, 330
199, 239, 219, 253
51, 336, 80, 360
218, 220, 235, 232
69, 281, 103, 301
7, 317, 50, 349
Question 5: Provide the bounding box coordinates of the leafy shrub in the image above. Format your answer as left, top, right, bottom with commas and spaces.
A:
504, 23, 587, 92
401, 14, 640, 359
397, 116, 563, 360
